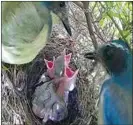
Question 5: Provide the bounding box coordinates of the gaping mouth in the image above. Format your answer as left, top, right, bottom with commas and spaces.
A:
84, 51, 111, 74
84, 51, 97, 60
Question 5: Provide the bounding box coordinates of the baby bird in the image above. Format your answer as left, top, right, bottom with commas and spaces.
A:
32, 50, 79, 122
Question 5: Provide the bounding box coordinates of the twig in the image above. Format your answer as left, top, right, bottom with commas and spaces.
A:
89, 12, 106, 43
82, 2, 98, 49
73, 1, 98, 72
73, 1, 98, 49
91, 2, 97, 13
73, 1, 83, 9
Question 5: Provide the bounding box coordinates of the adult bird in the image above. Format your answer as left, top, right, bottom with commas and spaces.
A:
2, 2, 71, 64
84, 39, 132, 125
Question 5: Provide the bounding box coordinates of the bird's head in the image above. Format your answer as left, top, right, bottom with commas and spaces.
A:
42, 1, 72, 36
84, 39, 131, 75
49, 102, 68, 121
44, 49, 79, 92
32, 97, 68, 122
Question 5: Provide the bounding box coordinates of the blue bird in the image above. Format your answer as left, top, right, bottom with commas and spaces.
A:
84, 39, 132, 125
2, 1, 71, 64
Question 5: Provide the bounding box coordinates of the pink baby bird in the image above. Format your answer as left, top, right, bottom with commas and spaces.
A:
44, 49, 72, 79
32, 49, 79, 123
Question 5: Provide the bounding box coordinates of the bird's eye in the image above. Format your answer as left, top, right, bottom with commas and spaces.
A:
107, 49, 114, 56
60, 2, 65, 7
104, 45, 115, 60
57, 110, 61, 115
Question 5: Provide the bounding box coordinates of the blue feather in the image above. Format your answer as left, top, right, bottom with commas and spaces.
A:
41, 1, 53, 7
99, 40, 132, 125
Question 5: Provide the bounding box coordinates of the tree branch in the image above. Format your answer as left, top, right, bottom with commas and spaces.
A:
73, 2, 98, 49
73, 1, 84, 9
82, 2, 98, 49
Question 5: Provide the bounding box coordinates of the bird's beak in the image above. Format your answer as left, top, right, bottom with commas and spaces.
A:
61, 18, 72, 36
58, 11, 72, 36
84, 51, 97, 60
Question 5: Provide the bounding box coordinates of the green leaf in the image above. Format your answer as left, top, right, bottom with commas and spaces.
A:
108, 11, 120, 18
122, 30, 130, 38
99, 18, 105, 28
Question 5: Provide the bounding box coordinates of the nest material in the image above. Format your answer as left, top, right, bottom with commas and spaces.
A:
2, 25, 106, 125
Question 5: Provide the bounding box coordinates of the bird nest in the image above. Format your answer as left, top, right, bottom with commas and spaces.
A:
2, 26, 106, 125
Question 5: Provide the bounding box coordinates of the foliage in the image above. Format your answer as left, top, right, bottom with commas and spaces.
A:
89, 2, 132, 47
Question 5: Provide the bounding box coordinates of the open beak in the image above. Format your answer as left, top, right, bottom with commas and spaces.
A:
84, 51, 97, 60
84, 50, 110, 74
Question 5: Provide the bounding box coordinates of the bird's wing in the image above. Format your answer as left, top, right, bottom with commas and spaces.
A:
2, 2, 44, 46
2, 2, 52, 64
99, 82, 132, 125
